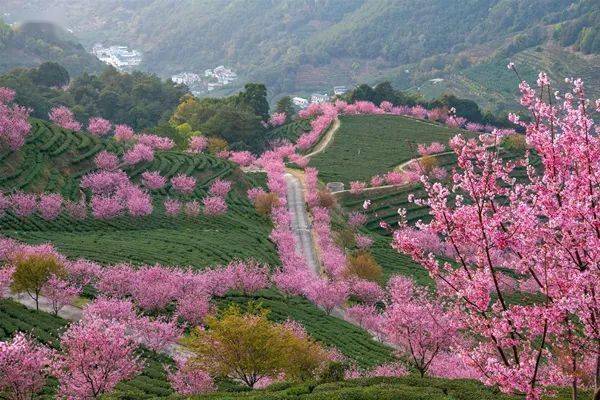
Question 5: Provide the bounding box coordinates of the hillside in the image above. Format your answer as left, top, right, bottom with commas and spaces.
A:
0, 20, 104, 77
3, 0, 599, 111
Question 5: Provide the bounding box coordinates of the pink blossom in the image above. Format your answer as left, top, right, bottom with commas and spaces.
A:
369, 362, 408, 378
268, 112, 286, 127
0, 333, 53, 400
141, 171, 166, 190
49, 106, 81, 131
306, 279, 349, 314
132, 316, 182, 352
135, 134, 174, 150
379, 101, 394, 112
82, 297, 137, 323
91, 196, 124, 219
123, 143, 154, 165
203, 196, 227, 216
350, 280, 385, 304
355, 235, 374, 249
0, 265, 14, 298
0, 88, 31, 150
175, 293, 212, 326
349, 181, 366, 194
370, 175, 385, 187
187, 136, 208, 153
171, 174, 196, 195
417, 142, 446, 156
348, 212, 367, 228
10, 192, 36, 217
38, 193, 63, 220
166, 357, 215, 395
55, 318, 143, 400
209, 178, 231, 198
42, 275, 81, 315
164, 199, 181, 216
114, 124, 134, 142
247, 187, 266, 203
229, 151, 256, 167
94, 150, 119, 170
87, 117, 112, 136
126, 190, 153, 217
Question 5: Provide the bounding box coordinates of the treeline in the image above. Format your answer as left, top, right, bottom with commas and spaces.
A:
0, 64, 188, 131
553, 10, 600, 54
342, 82, 514, 127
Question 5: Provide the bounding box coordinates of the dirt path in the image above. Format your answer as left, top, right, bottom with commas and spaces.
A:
8, 292, 191, 359
304, 118, 340, 159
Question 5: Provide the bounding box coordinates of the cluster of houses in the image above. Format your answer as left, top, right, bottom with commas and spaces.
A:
171, 66, 238, 95
91, 44, 142, 71
292, 85, 348, 109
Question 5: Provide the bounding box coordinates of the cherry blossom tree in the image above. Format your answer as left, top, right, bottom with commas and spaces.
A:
38, 193, 63, 220
165, 356, 215, 395
54, 318, 143, 400
94, 151, 119, 170
87, 117, 112, 136
10, 192, 36, 217
171, 174, 196, 195
209, 178, 232, 198
114, 124, 134, 142
0, 266, 14, 298
0, 333, 53, 400
123, 143, 154, 165
268, 112, 286, 127
0, 87, 31, 151
41, 275, 81, 315
187, 136, 208, 153
203, 196, 227, 216
49, 106, 81, 131
164, 198, 181, 216
392, 72, 600, 399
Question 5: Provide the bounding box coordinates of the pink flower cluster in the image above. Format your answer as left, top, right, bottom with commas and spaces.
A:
170, 174, 196, 195
187, 136, 208, 153
94, 150, 120, 170
0, 87, 31, 150
87, 117, 112, 136
141, 171, 167, 190
268, 112, 286, 127
123, 143, 154, 165
49, 106, 81, 131
135, 134, 175, 150
114, 124, 135, 142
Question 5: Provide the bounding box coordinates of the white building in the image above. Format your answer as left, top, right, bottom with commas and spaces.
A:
171, 72, 202, 86
292, 97, 309, 108
333, 86, 347, 96
91, 44, 142, 70
310, 93, 329, 104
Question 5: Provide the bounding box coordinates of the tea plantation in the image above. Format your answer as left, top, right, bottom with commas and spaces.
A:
309, 115, 463, 184
0, 120, 278, 268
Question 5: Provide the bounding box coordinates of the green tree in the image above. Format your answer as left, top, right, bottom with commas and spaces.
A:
30, 62, 70, 87
237, 83, 269, 120
275, 96, 295, 121
183, 305, 330, 387
10, 254, 66, 310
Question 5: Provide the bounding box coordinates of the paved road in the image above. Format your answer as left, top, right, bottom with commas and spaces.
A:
285, 173, 320, 276
8, 292, 190, 359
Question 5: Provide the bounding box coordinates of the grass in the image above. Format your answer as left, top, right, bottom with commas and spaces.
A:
308, 115, 462, 185
0, 120, 278, 268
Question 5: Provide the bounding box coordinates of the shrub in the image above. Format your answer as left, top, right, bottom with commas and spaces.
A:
318, 190, 336, 209
502, 133, 526, 151
418, 155, 438, 174
254, 192, 280, 216
207, 137, 229, 154
344, 251, 383, 283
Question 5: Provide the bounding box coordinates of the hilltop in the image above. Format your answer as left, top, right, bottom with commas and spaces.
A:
2, 0, 599, 111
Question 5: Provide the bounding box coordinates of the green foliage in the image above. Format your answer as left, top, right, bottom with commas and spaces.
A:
217, 289, 394, 368
236, 83, 270, 120
11, 254, 66, 309
0, 21, 104, 77
309, 115, 462, 184
274, 96, 295, 121
30, 62, 70, 88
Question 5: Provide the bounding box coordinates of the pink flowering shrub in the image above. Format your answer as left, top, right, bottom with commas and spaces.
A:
349, 181, 366, 194
141, 171, 167, 190
347, 212, 367, 228
0, 87, 31, 150
166, 357, 215, 395
370, 175, 385, 187
0, 265, 15, 298
355, 234, 374, 249
247, 187, 266, 203
11, 192, 37, 217
175, 293, 212, 326
171, 174, 196, 195
209, 178, 231, 198
350, 279, 385, 304
42, 275, 81, 315
114, 124, 134, 142
203, 196, 227, 216
164, 199, 182, 216
187, 136, 208, 153
0, 333, 54, 399
49, 106, 81, 131
417, 142, 446, 156
54, 318, 143, 399
268, 112, 286, 127
38, 193, 63, 220
94, 150, 119, 170
135, 134, 175, 150
87, 117, 112, 136
228, 151, 256, 167
123, 143, 154, 165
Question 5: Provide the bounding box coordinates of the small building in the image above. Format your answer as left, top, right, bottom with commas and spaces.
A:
333, 86, 347, 96
292, 97, 309, 108
310, 93, 329, 104
326, 182, 345, 192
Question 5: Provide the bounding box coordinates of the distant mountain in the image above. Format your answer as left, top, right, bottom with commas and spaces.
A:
3, 0, 599, 112
0, 20, 105, 77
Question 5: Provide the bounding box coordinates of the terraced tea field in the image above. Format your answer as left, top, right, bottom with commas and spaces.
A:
309, 115, 463, 184
0, 120, 278, 267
